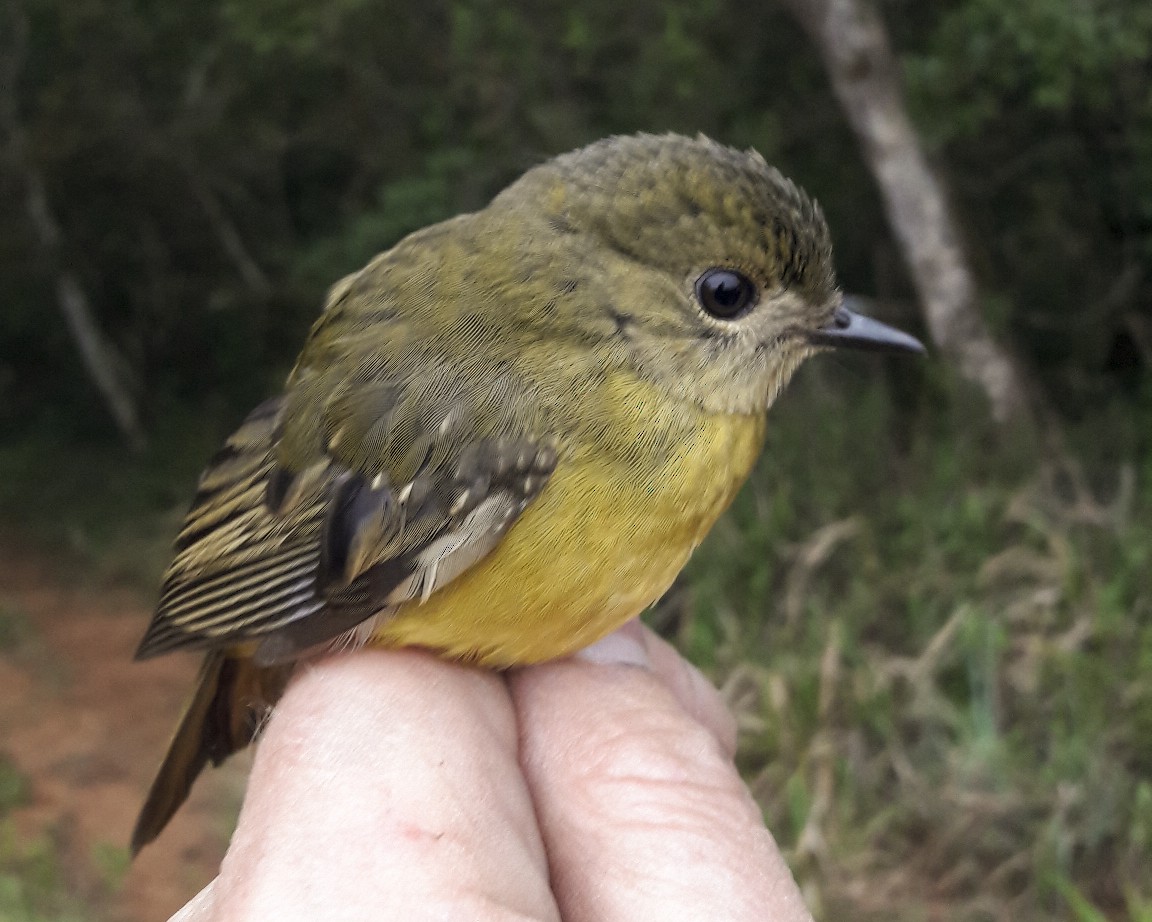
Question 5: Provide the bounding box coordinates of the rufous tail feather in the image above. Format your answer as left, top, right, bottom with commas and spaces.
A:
131, 652, 291, 854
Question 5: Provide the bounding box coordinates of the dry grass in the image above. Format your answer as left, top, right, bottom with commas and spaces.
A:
678, 371, 1152, 922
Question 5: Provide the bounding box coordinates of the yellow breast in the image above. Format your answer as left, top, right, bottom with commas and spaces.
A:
372, 372, 766, 666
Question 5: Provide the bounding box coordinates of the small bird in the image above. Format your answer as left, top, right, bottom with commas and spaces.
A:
131, 133, 923, 852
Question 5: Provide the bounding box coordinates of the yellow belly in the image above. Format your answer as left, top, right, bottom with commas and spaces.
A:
372, 401, 765, 666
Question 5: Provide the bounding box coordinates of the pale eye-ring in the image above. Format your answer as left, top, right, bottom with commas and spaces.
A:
695, 268, 757, 319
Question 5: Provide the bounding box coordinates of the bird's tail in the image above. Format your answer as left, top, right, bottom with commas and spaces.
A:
131, 651, 292, 854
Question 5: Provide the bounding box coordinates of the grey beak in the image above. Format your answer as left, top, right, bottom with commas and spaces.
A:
808, 304, 926, 355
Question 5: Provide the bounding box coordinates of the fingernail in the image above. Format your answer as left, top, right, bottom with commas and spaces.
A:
574, 620, 651, 668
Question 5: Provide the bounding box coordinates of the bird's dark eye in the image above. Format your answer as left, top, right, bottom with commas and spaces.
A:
695, 268, 757, 320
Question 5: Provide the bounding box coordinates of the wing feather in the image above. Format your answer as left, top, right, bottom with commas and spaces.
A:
135, 384, 558, 663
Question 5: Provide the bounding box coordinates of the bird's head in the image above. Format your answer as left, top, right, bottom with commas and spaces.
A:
491, 133, 922, 415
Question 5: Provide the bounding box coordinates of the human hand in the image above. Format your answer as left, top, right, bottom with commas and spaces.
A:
172, 620, 813, 921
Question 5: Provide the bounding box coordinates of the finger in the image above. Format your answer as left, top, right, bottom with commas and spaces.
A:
509, 622, 812, 922
578, 621, 739, 756
207, 650, 561, 921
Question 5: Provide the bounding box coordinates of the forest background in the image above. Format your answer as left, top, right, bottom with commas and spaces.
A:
0, 0, 1150, 919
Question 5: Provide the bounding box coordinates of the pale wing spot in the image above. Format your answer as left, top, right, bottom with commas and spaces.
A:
421, 557, 440, 603
386, 492, 519, 605
449, 490, 471, 516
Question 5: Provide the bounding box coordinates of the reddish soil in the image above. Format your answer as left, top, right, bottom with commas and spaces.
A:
0, 538, 249, 920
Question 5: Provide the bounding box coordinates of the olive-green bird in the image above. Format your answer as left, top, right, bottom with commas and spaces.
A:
132, 133, 923, 853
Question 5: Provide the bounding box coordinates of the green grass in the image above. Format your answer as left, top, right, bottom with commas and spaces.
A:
0, 828, 92, 922
0, 758, 98, 922
2, 361, 1150, 920
678, 362, 1152, 920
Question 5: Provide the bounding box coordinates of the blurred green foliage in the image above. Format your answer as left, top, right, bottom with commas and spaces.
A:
0, 0, 883, 431
901, 0, 1152, 410
1, 0, 1150, 919
2, 0, 1148, 434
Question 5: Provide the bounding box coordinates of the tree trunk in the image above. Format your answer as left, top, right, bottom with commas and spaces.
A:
781, 0, 1031, 423
0, 2, 146, 450
25, 173, 148, 451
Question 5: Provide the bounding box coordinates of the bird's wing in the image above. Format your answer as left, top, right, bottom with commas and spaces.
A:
134, 345, 557, 663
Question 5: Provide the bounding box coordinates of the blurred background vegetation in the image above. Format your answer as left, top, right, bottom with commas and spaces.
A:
0, 0, 1149, 919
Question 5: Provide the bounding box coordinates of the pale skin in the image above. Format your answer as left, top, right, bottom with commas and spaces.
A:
172, 620, 814, 922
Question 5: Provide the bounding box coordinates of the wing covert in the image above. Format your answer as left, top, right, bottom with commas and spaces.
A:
135, 394, 557, 663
